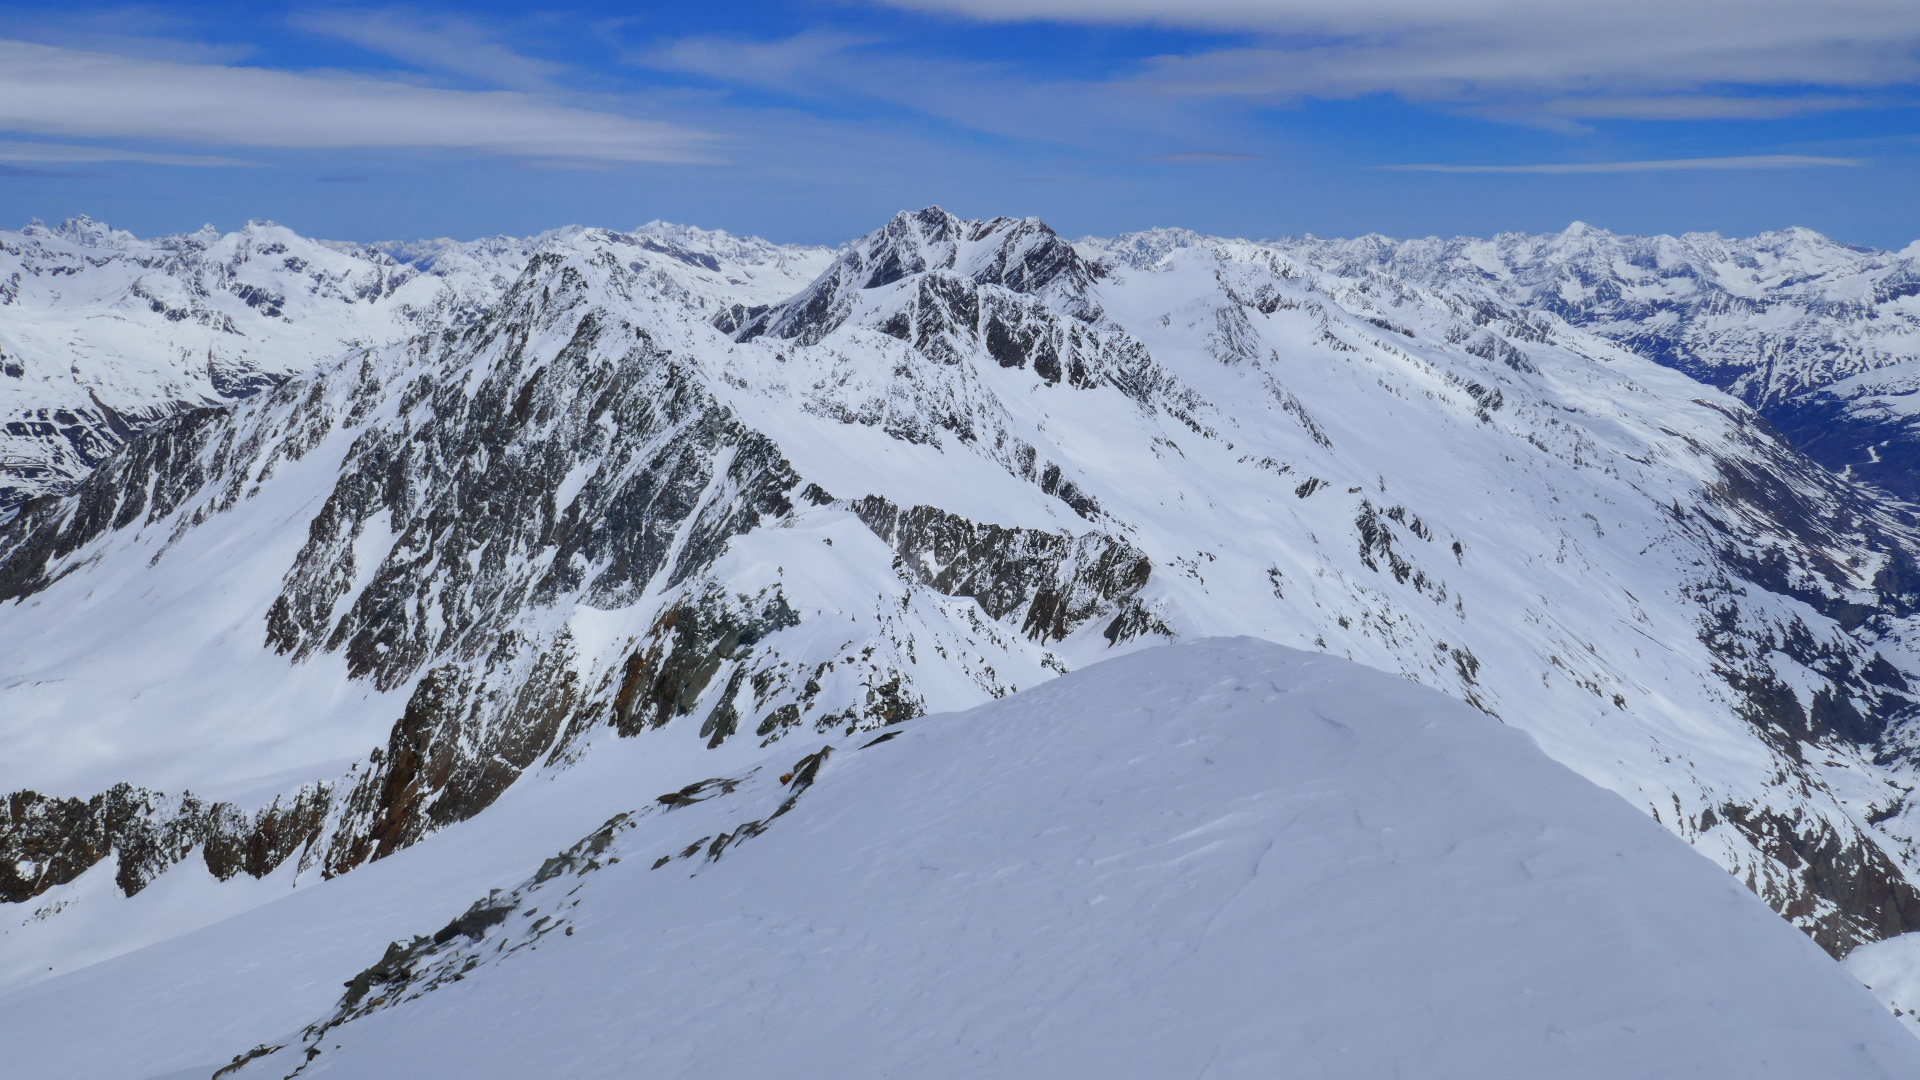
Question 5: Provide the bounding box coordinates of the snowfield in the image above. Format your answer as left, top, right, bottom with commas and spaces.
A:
8, 639, 1917, 1080
1243, 223, 1920, 503
8, 209, 1920, 1075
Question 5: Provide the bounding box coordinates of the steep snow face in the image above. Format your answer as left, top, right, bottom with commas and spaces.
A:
0, 217, 833, 516
8, 208, 1920, 1015
1198, 224, 1920, 501
6, 640, 1918, 1080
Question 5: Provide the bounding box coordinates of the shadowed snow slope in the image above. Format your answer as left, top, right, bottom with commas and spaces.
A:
8, 639, 1910, 1080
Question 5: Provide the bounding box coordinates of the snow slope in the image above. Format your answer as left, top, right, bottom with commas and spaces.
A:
6, 639, 1916, 1080
1193, 223, 1920, 502
9, 209, 1920, 1062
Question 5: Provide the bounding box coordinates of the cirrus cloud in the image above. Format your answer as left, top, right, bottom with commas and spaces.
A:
0, 38, 717, 164
0, 140, 262, 167
1381, 154, 1868, 173
876, 0, 1920, 111
289, 9, 565, 92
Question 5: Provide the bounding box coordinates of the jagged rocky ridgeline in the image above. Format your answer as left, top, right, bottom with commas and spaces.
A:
5, 207, 1920, 975
0, 216, 829, 516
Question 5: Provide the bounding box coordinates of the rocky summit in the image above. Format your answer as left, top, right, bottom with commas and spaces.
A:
7, 209, 1920, 1075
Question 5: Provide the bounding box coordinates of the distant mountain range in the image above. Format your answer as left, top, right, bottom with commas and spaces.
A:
6, 209, 1920, 1075
1260, 223, 1920, 502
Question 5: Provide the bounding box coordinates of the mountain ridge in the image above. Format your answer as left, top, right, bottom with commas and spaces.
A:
65, 639, 1920, 1080
1189, 222, 1920, 504
9, 208, 1920, 1063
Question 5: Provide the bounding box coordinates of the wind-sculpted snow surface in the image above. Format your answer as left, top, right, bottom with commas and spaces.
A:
6, 641, 1919, 1080
9, 209, 1920, 1065
1233, 224, 1920, 502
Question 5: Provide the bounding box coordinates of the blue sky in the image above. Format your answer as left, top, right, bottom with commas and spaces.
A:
0, 0, 1916, 247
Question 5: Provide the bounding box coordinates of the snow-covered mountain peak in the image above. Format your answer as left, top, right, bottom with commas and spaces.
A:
15, 209, 1920, 1068
846, 207, 1078, 288
732, 207, 1100, 346
0, 216, 835, 516
1074, 225, 1203, 267
369, 232, 553, 272
632, 218, 833, 271
29, 214, 140, 249
0, 218, 521, 513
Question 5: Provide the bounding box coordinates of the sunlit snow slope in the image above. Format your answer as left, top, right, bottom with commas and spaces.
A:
8, 640, 1917, 1080
10, 209, 1920, 1064
1227, 224, 1920, 503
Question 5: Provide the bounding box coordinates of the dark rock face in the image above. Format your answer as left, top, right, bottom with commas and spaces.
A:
0, 397, 174, 520
1717, 801, 1920, 956
320, 655, 579, 876
14, 211, 1920, 974
1, 782, 332, 903
236, 263, 824, 876
735, 207, 1100, 346
608, 589, 801, 742
0, 223, 1162, 904
851, 496, 1158, 645
0, 251, 825, 897
1616, 418, 1920, 953
258, 313, 800, 692
1660, 408, 1920, 771
0, 404, 237, 597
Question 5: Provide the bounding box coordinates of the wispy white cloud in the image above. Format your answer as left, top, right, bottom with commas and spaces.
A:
290, 9, 563, 92
1538, 96, 1876, 121
0, 39, 717, 163
641, 31, 882, 97
1380, 155, 1869, 173
636, 32, 1193, 149
879, 0, 1920, 113
0, 140, 262, 167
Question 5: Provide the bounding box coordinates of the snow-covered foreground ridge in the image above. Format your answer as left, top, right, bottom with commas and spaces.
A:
9, 208, 1920, 1053
10, 640, 1913, 1080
